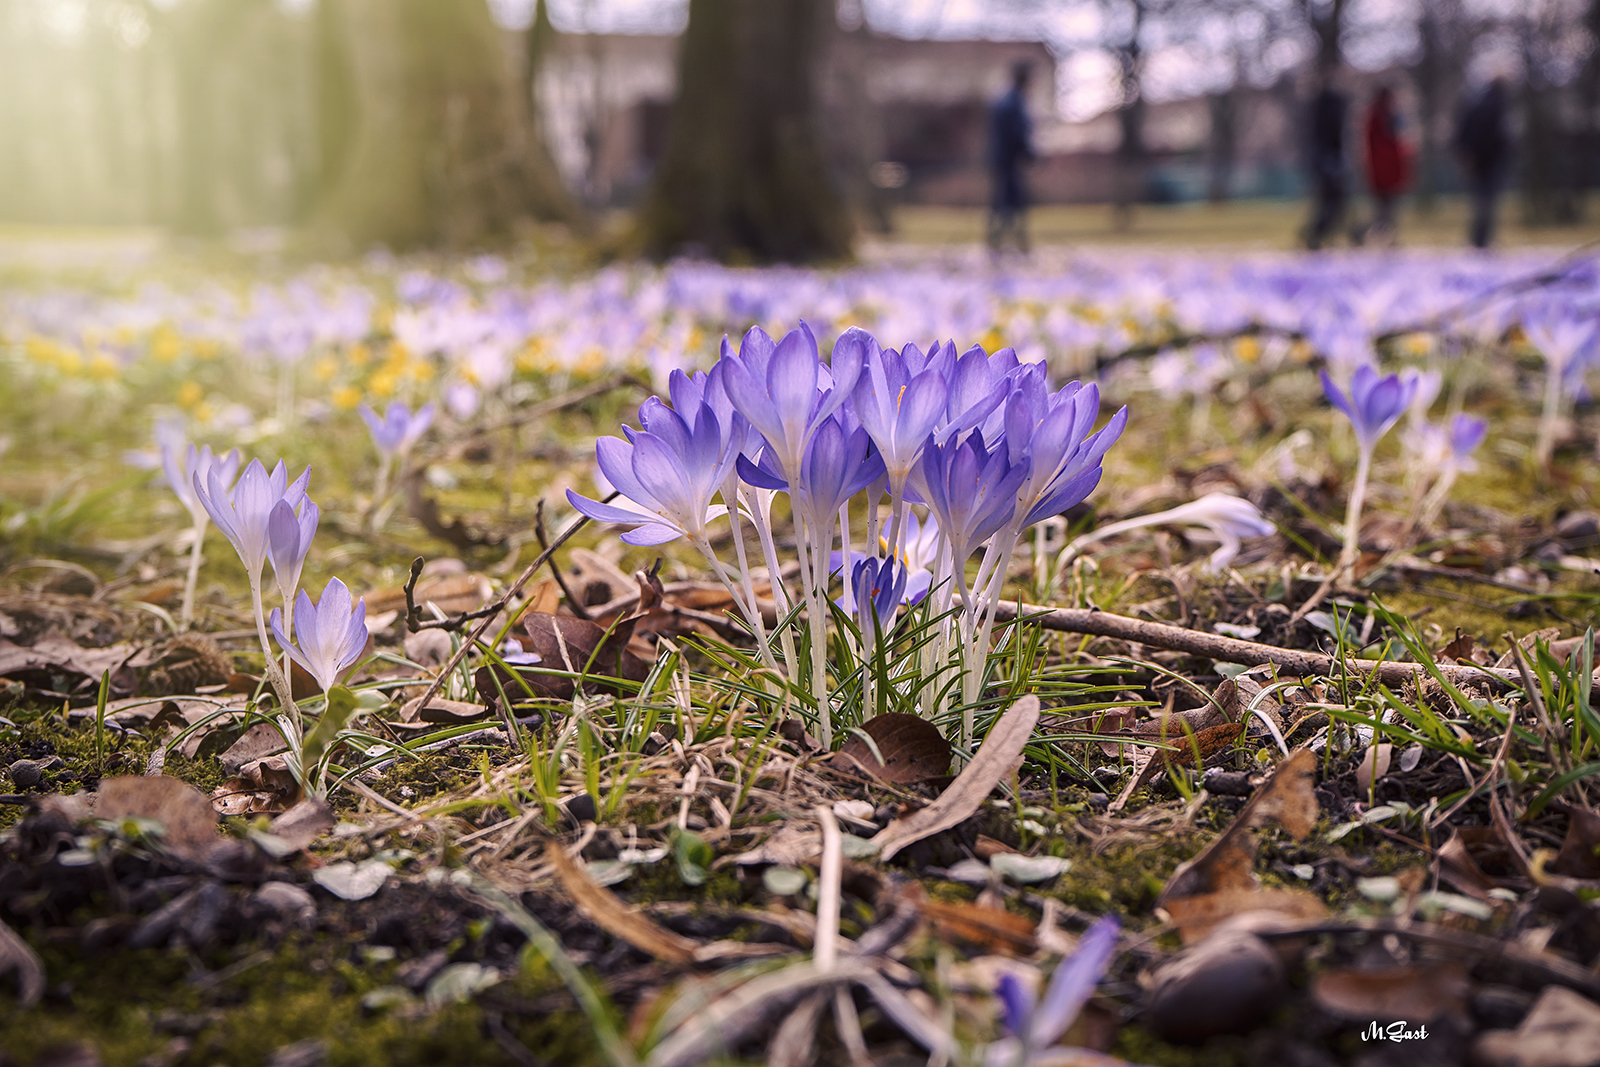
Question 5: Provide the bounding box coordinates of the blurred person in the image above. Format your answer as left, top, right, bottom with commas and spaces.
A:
1303, 66, 1349, 250
1453, 77, 1512, 249
1351, 86, 1411, 246
988, 60, 1036, 256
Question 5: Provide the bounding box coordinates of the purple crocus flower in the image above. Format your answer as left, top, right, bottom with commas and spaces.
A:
852, 343, 947, 499
267, 496, 320, 608
913, 430, 1030, 572
720, 323, 865, 486
566, 399, 735, 547
849, 555, 907, 632
1004, 378, 1129, 529
269, 577, 368, 694
994, 914, 1120, 1057
740, 414, 885, 520
194, 458, 312, 582
1449, 413, 1488, 465
1320, 366, 1419, 451
161, 432, 242, 528
360, 401, 435, 457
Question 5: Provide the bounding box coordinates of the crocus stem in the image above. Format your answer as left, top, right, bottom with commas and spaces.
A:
369, 454, 393, 532
1536, 361, 1562, 471
1339, 447, 1373, 575
180, 517, 205, 630
745, 487, 799, 682
277, 361, 295, 432
721, 498, 783, 679
250, 577, 299, 736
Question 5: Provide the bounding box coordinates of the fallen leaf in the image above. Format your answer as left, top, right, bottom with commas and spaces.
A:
733, 825, 822, 867
1552, 806, 1600, 879
96, 775, 220, 862
267, 798, 335, 853
832, 713, 952, 783
0, 918, 45, 1008
1157, 748, 1323, 941
1159, 887, 1327, 941
313, 859, 392, 901
1311, 963, 1470, 1022
219, 722, 289, 774
1473, 986, 1600, 1067
1437, 830, 1499, 900
211, 756, 299, 816
549, 839, 698, 964
397, 696, 490, 724
1356, 743, 1393, 793
917, 899, 1036, 955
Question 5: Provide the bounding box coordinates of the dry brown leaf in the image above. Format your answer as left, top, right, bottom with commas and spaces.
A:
832, 713, 952, 784
732, 826, 822, 867
0, 918, 45, 1009
1552, 807, 1600, 879
1436, 830, 1498, 900
917, 899, 1036, 955
97, 775, 221, 861
267, 797, 336, 853
211, 756, 299, 816
871, 695, 1040, 862
1159, 888, 1327, 943
396, 696, 491, 724
1311, 963, 1471, 1023
1157, 748, 1322, 941
549, 840, 698, 964
1216, 675, 1283, 733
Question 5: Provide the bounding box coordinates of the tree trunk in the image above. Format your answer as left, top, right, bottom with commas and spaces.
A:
1207, 87, 1236, 203
636, 0, 851, 264
316, 0, 583, 249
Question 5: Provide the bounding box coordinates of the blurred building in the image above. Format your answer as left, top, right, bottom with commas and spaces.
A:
535, 26, 1055, 208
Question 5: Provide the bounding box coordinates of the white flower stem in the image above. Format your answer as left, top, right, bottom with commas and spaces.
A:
180, 517, 206, 630
1339, 447, 1373, 574
250, 577, 300, 739
1536, 361, 1562, 471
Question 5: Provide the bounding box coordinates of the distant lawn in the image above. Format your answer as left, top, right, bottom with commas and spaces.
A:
878, 196, 1600, 251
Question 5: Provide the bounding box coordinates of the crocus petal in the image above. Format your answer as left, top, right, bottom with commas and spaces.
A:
1029, 914, 1120, 1048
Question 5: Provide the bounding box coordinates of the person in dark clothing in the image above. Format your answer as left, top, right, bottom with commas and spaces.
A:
1454, 77, 1511, 249
1351, 85, 1410, 245
988, 61, 1036, 256
1303, 71, 1349, 250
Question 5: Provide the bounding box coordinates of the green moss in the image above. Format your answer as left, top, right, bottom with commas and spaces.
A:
1111, 1025, 1252, 1067
0, 928, 603, 1067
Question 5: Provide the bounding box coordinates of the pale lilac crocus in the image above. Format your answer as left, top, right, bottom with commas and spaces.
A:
988, 915, 1121, 1067
1523, 312, 1597, 469
566, 399, 735, 548
360, 400, 434, 531
1321, 366, 1420, 571
270, 577, 369, 694
1056, 493, 1276, 575
359, 400, 435, 457
1413, 414, 1489, 534
267, 496, 320, 616
193, 458, 311, 706
159, 432, 241, 627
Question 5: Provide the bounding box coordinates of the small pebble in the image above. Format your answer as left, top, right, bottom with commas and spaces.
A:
254, 881, 317, 925
9, 759, 44, 789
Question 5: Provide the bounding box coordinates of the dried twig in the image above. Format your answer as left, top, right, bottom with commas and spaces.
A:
987, 599, 1524, 690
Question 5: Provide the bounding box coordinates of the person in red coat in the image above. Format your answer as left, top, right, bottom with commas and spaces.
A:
1352, 86, 1410, 245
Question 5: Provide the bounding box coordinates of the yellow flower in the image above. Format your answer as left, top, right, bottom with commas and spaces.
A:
150, 326, 182, 363
1233, 335, 1262, 364
348, 343, 371, 368
410, 360, 435, 382
313, 354, 339, 382
980, 328, 1006, 354
177, 381, 204, 409
370, 370, 398, 398
331, 385, 362, 410
88, 352, 119, 380
195, 340, 221, 361
1402, 332, 1436, 357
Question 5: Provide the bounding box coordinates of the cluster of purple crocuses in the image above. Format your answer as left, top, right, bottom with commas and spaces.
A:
159, 437, 369, 795
567, 323, 1128, 750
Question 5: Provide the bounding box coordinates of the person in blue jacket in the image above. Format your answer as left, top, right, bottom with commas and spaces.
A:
988, 61, 1036, 256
